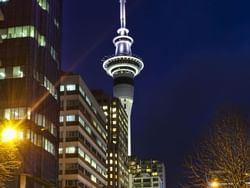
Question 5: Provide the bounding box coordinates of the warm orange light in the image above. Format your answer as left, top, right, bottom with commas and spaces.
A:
1, 127, 17, 142
210, 180, 219, 188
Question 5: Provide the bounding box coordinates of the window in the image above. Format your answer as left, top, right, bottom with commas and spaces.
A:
4, 107, 27, 120
91, 160, 96, 168
85, 154, 91, 163
91, 175, 97, 183
13, 66, 24, 78
37, 0, 49, 12
78, 148, 85, 158
0, 26, 46, 47
85, 96, 91, 106
66, 84, 76, 91
66, 115, 76, 122
65, 147, 76, 154
59, 148, 63, 154
60, 85, 64, 92
0, 68, 5, 79
59, 116, 64, 122
79, 86, 85, 96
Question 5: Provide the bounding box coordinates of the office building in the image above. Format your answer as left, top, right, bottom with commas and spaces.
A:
93, 90, 129, 188
129, 158, 166, 188
102, 0, 144, 156
59, 73, 107, 188
0, 0, 61, 187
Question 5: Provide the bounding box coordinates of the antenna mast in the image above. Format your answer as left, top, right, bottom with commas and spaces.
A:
120, 0, 126, 29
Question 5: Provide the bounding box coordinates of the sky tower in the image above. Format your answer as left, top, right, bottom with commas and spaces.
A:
103, 0, 144, 156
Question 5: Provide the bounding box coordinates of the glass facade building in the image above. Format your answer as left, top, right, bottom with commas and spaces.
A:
0, 0, 62, 187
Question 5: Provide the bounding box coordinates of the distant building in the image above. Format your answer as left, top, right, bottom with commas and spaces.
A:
0, 0, 61, 187
129, 157, 166, 188
59, 73, 107, 188
93, 90, 129, 188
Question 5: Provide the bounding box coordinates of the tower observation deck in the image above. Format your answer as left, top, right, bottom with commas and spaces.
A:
103, 0, 144, 156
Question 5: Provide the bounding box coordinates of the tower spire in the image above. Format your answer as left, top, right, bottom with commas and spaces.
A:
120, 0, 126, 29
103, 0, 144, 157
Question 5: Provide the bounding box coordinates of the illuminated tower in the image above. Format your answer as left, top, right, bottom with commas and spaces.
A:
103, 0, 144, 156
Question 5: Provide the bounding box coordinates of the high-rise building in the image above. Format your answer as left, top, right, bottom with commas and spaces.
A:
102, 0, 144, 156
129, 158, 166, 188
59, 73, 107, 188
0, 0, 61, 187
93, 90, 129, 188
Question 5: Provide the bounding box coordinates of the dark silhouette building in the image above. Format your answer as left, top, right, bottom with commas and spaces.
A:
93, 90, 129, 188
0, 0, 62, 187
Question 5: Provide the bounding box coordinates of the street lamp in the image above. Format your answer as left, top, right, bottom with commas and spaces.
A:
1, 127, 17, 142
210, 179, 219, 188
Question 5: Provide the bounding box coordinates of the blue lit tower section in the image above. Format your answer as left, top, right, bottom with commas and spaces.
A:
103, 0, 144, 156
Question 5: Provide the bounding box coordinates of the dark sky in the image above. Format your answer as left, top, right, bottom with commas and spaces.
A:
62, 1, 250, 187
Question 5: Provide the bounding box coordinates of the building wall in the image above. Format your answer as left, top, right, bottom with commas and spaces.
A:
129, 158, 166, 188
93, 90, 129, 188
59, 74, 107, 188
0, 0, 61, 187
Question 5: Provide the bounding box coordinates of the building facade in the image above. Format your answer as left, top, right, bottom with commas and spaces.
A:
59, 73, 107, 188
129, 158, 166, 188
93, 90, 129, 188
0, 0, 61, 187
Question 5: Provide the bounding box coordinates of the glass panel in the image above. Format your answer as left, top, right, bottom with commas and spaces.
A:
0, 68, 5, 79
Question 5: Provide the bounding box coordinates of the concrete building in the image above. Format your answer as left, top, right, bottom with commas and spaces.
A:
129, 158, 166, 188
0, 0, 61, 187
102, 0, 144, 156
59, 73, 107, 188
93, 90, 129, 188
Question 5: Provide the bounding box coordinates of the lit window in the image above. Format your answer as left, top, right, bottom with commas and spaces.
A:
0, 26, 46, 47
91, 175, 97, 183
58, 148, 63, 154
65, 147, 76, 154
66, 115, 75, 122
103, 106, 108, 110
13, 66, 24, 78
85, 96, 91, 106
112, 128, 117, 132
54, 18, 59, 29
66, 84, 76, 91
91, 160, 96, 168
59, 116, 64, 123
60, 85, 64, 92
37, 0, 49, 12
85, 154, 91, 163
0, 68, 5, 79
112, 108, 117, 112
78, 148, 85, 158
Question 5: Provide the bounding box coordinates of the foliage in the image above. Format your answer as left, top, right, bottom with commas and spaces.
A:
184, 111, 250, 188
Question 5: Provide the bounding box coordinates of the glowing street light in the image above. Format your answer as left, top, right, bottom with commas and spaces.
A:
210, 179, 220, 188
1, 127, 17, 142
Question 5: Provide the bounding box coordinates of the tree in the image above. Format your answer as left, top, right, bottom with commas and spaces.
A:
184, 110, 250, 188
0, 141, 21, 187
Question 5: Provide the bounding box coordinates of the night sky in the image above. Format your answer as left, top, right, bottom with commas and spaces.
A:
62, 1, 250, 187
